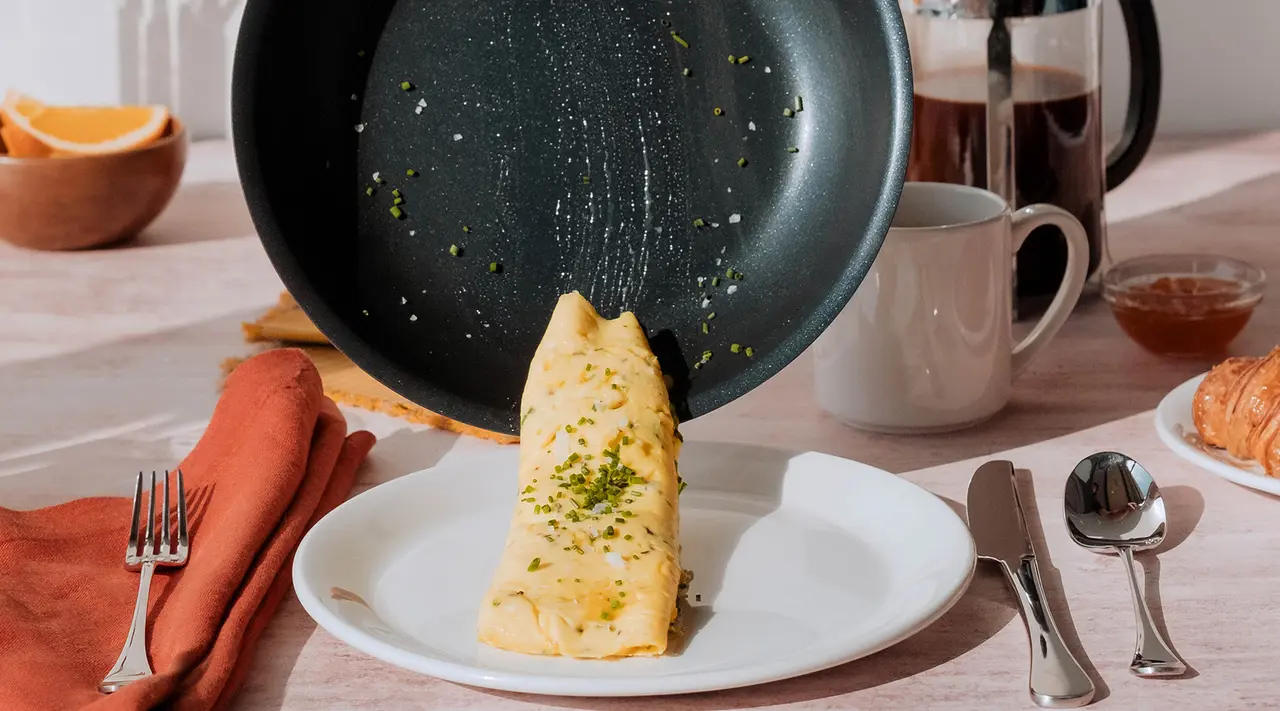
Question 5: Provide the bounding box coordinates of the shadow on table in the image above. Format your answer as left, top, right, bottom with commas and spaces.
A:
1143, 484, 1205, 679
0, 308, 450, 507
0, 311, 261, 508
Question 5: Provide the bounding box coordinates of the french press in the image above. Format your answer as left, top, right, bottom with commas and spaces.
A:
901, 0, 1161, 312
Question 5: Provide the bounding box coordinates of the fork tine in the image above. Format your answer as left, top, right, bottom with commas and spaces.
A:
160, 470, 171, 555
127, 471, 143, 559
176, 468, 189, 556
144, 470, 156, 556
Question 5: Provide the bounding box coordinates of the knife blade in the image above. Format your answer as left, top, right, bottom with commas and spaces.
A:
967, 460, 1095, 709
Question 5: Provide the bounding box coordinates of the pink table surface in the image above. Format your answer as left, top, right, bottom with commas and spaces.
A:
1, 134, 1277, 710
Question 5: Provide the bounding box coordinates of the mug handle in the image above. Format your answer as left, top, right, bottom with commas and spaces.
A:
1010, 205, 1089, 377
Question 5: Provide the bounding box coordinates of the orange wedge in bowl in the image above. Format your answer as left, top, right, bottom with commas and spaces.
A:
0, 92, 53, 157
1, 90, 169, 156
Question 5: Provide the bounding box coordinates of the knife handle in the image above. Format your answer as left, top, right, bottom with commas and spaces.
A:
1007, 556, 1095, 708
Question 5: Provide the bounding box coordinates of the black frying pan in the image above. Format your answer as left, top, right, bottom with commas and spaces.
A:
233, 0, 911, 436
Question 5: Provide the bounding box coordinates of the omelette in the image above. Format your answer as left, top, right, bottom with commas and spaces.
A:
477, 291, 684, 657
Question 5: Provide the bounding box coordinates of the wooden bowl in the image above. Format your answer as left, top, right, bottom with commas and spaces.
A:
0, 120, 188, 250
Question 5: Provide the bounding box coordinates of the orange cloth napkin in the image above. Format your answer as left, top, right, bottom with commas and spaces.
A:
0, 349, 376, 710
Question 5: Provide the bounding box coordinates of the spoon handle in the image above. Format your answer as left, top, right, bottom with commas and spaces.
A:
1007, 556, 1095, 708
1118, 546, 1187, 677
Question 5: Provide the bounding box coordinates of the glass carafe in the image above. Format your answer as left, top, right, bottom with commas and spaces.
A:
901, 0, 1161, 315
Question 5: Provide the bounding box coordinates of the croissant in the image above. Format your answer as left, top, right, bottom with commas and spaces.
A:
1193, 346, 1280, 476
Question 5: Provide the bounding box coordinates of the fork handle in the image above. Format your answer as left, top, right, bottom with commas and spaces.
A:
99, 560, 156, 693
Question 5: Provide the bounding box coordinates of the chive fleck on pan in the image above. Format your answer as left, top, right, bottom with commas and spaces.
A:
232, 0, 911, 436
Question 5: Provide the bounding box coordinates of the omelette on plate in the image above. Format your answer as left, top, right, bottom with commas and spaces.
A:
477, 292, 684, 658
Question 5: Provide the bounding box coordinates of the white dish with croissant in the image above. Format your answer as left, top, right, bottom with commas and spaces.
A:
1155, 347, 1280, 496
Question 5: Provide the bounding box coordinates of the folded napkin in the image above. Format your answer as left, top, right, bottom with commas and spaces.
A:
0, 349, 376, 710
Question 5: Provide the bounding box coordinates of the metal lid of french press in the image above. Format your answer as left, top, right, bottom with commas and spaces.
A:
906, 0, 1092, 18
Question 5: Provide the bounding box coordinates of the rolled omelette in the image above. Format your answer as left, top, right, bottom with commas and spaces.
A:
477, 291, 683, 657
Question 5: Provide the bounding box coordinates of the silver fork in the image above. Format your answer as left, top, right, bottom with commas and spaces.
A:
99, 469, 190, 693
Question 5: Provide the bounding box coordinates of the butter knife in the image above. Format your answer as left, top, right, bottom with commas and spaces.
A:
967, 460, 1095, 708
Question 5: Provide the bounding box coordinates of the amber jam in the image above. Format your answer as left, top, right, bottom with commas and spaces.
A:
1107, 275, 1259, 357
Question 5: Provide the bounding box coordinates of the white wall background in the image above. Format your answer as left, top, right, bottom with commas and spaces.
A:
0, 0, 1276, 141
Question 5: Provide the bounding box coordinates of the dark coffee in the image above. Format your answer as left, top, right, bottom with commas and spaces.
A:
908, 66, 1104, 303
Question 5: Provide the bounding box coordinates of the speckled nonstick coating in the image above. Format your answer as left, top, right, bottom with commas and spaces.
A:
232, 0, 911, 436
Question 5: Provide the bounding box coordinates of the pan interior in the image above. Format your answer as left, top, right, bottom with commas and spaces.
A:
235, 0, 909, 434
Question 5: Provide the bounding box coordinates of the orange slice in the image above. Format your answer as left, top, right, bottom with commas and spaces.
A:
0, 91, 54, 157
1, 91, 168, 155
2, 90, 47, 121
0, 124, 54, 158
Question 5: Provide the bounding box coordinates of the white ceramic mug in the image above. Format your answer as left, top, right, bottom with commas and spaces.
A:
814, 182, 1089, 433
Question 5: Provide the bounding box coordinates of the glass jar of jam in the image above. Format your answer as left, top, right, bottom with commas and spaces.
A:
1102, 254, 1266, 358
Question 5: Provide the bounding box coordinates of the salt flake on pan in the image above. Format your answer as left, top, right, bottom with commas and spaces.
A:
727, 285, 739, 294
605, 552, 626, 569
409, 230, 416, 236
748, 121, 756, 131
764, 66, 772, 73
350, 93, 358, 101
373, 171, 381, 182
354, 123, 365, 133
401, 296, 407, 305
729, 213, 741, 224
415, 106, 423, 115
417, 98, 427, 107
701, 298, 711, 308
453, 133, 463, 141
409, 314, 418, 322
711, 222, 720, 228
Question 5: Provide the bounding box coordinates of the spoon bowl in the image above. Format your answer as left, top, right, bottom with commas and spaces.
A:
1064, 452, 1186, 678
1065, 451, 1167, 551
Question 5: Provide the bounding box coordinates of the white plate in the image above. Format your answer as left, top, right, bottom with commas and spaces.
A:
1154, 374, 1280, 496
292, 442, 975, 697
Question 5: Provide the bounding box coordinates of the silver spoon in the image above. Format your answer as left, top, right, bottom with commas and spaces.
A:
1064, 452, 1187, 678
